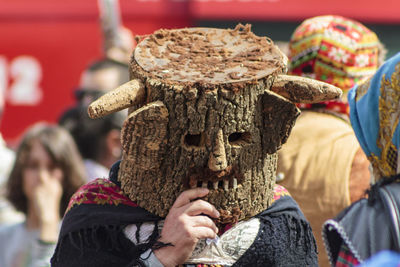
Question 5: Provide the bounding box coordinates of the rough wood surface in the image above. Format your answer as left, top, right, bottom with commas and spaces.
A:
133, 24, 285, 84
119, 72, 283, 221
271, 74, 342, 103
99, 25, 325, 222
88, 79, 145, 119
119, 101, 169, 211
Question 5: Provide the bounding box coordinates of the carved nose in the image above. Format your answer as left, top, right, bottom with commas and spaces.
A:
208, 130, 228, 171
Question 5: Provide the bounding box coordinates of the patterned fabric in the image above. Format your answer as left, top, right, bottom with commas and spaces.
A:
289, 15, 380, 115
184, 185, 290, 266
348, 52, 400, 180
66, 178, 138, 213
336, 243, 360, 267
271, 184, 290, 202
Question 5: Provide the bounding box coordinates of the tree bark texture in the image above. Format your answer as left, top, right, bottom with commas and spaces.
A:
118, 25, 300, 223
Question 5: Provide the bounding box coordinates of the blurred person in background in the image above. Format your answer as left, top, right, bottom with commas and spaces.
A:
0, 123, 86, 267
324, 52, 400, 266
59, 105, 125, 181
74, 58, 130, 107
0, 85, 14, 187
276, 15, 385, 266
0, 83, 23, 225
59, 50, 130, 182
59, 0, 133, 181
102, 26, 135, 65
98, 0, 135, 65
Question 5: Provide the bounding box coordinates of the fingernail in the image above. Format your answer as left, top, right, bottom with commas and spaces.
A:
216, 210, 220, 217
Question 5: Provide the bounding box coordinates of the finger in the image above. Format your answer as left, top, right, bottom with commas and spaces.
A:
38, 168, 49, 184
192, 226, 218, 240
172, 188, 209, 208
191, 215, 218, 234
185, 199, 220, 218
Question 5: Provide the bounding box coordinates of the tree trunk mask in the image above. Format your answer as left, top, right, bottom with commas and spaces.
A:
88, 24, 341, 225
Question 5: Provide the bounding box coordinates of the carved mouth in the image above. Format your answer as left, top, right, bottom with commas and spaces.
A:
190, 177, 239, 190
186, 166, 243, 191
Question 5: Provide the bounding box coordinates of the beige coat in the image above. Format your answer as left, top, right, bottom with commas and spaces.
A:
277, 110, 370, 267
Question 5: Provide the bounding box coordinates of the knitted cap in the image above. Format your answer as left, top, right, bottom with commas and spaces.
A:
289, 15, 380, 114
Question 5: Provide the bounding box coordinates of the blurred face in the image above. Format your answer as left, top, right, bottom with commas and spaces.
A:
78, 68, 122, 106
22, 140, 63, 200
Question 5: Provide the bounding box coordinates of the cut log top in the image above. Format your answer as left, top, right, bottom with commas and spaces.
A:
133, 24, 285, 84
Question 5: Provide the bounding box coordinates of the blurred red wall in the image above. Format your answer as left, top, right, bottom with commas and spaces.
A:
0, 0, 191, 146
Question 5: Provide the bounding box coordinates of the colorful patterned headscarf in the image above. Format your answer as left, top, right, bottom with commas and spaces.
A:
348, 52, 400, 180
289, 15, 381, 115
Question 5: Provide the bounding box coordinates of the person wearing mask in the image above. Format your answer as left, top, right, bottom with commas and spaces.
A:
50, 25, 345, 267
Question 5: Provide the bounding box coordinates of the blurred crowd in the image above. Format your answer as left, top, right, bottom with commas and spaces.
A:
0, 14, 400, 267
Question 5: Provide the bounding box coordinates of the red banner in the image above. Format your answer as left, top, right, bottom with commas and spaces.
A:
189, 0, 400, 23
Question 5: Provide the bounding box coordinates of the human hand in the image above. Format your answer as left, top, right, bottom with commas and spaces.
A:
33, 168, 63, 242
154, 188, 220, 267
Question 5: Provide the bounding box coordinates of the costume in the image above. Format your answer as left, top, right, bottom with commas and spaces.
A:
0, 222, 56, 267
52, 161, 317, 267
277, 15, 381, 267
323, 52, 400, 266
52, 25, 342, 266
289, 15, 381, 115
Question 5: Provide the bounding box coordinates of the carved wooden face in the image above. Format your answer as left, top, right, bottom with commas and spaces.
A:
88, 25, 341, 223
177, 85, 276, 223
118, 77, 299, 221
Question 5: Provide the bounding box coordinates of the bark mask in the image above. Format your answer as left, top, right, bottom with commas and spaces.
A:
88, 24, 342, 223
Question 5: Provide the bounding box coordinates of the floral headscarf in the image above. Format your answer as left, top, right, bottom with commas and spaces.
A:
289, 15, 381, 115
348, 52, 400, 180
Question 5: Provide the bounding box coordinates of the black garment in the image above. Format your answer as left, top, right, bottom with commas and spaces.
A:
51, 161, 318, 267
234, 196, 318, 267
323, 175, 400, 265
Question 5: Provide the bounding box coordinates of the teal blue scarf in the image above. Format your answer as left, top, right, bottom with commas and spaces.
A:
348, 52, 400, 179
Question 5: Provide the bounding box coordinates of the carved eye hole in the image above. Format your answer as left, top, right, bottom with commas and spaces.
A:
184, 133, 204, 147
228, 132, 251, 146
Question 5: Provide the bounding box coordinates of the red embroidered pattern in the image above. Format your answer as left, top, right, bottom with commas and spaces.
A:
66, 178, 137, 213
272, 184, 290, 203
